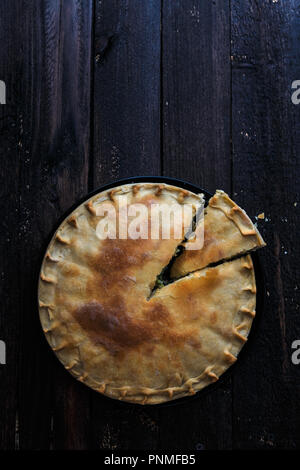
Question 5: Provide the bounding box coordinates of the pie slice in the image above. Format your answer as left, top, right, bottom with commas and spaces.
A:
38, 183, 262, 405
170, 190, 265, 279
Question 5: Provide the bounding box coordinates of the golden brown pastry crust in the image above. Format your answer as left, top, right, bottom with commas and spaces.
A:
170, 190, 266, 279
38, 184, 260, 404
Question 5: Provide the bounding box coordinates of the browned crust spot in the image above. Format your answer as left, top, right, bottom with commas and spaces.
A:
67, 215, 78, 228
40, 272, 56, 284
240, 307, 256, 317
53, 341, 68, 352
45, 252, 59, 262
85, 200, 96, 215
224, 349, 237, 363
72, 296, 200, 359
155, 184, 164, 196
65, 360, 77, 370
108, 189, 118, 201
177, 190, 189, 204
56, 234, 70, 245
233, 329, 247, 342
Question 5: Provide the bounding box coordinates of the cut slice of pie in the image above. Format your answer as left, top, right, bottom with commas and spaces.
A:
38, 182, 264, 405
170, 190, 265, 279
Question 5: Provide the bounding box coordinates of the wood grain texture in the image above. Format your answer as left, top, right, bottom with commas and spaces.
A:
92, 0, 161, 186
162, 0, 231, 194
0, 1, 23, 450
0, 0, 93, 449
90, 0, 161, 450
231, 0, 300, 449
159, 0, 232, 450
0, 0, 299, 450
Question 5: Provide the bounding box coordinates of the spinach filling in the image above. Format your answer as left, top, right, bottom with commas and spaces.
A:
153, 245, 184, 291
151, 207, 204, 296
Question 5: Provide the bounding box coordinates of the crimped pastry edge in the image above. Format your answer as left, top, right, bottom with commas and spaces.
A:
38, 184, 258, 405
38, 182, 205, 404
211, 190, 266, 245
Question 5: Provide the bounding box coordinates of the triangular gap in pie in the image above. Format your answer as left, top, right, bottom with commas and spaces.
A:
38, 183, 261, 405
170, 190, 266, 279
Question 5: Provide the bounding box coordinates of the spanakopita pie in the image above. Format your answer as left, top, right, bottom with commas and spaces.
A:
38, 182, 265, 404
170, 190, 266, 279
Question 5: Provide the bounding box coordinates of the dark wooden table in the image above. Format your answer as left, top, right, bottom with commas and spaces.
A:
0, 0, 299, 451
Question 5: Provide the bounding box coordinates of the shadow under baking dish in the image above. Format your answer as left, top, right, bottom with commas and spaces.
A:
38, 176, 265, 408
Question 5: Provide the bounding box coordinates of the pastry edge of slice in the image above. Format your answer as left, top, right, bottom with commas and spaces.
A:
170, 190, 266, 279
211, 190, 265, 244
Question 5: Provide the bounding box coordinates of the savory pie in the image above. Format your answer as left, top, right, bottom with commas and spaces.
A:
38, 183, 265, 404
170, 190, 265, 278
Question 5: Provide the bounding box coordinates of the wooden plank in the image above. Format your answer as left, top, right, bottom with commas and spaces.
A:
90, 0, 161, 450
46, 1, 93, 450
0, 0, 298, 451
231, 0, 300, 449
0, 1, 22, 449
92, 0, 161, 185
160, 0, 232, 449
162, 0, 231, 194
0, 0, 93, 449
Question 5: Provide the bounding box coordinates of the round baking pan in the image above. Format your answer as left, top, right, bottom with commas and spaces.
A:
38, 176, 265, 408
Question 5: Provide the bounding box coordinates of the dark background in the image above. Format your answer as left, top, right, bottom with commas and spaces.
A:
0, 0, 299, 450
